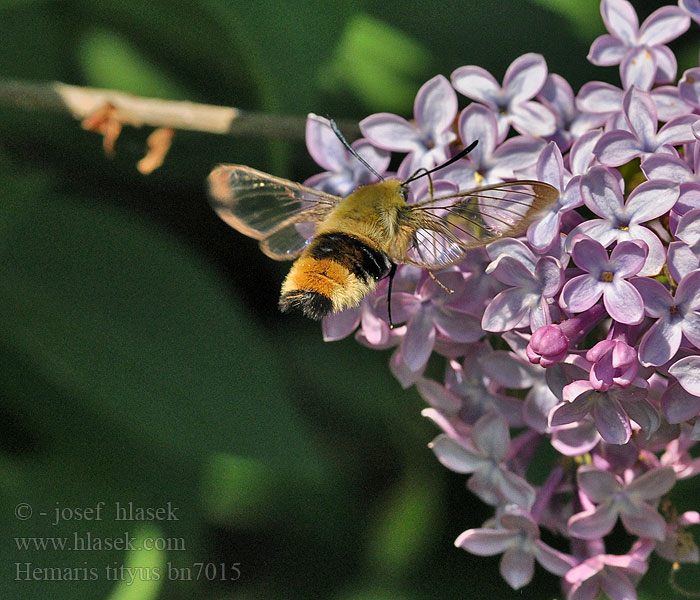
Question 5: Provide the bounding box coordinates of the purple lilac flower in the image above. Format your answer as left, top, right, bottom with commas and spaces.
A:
569, 166, 679, 275
451, 53, 555, 138
481, 250, 563, 332
567, 465, 676, 540
455, 507, 576, 589
440, 103, 545, 187
550, 378, 657, 445
564, 539, 653, 600
594, 86, 697, 167
295, 2, 700, 594
632, 270, 700, 366
588, 0, 689, 89
560, 236, 647, 324
429, 411, 535, 509
360, 74, 457, 178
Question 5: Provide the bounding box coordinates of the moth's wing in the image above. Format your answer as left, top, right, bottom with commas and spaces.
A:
208, 164, 341, 260
398, 180, 559, 268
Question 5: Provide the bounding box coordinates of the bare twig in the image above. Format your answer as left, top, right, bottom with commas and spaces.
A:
0, 79, 359, 141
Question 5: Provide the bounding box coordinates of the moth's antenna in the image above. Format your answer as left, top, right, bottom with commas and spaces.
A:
403, 139, 478, 185
329, 118, 385, 182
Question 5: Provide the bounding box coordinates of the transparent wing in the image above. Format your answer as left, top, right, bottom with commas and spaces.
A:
208, 164, 341, 260
400, 180, 559, 268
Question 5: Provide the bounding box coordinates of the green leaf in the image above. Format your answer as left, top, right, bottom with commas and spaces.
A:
364, 470, 442, 577
529, 0, 603, 41
320, 13, 431, 113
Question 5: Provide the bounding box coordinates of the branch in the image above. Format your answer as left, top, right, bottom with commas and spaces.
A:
0, 79, 359, 141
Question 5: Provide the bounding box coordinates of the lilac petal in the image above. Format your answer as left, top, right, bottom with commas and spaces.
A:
601, 0, 639, 45
668, 242, 700, 284
537, 256, 564, 297
501, 547, 535, 590
322, 308, 360, 341
577, 466, 622, 501
626, 180, 679, 223
669, 356, 700, 395
489, 255, 536, 287
624, 87, 658, 146
638, 319, 682, 366
588, 34, 628, 66
676, 209, 700, 247
682, 311, 700, 350
568, 504, 618, 539
305, 114, 347, 171
681, 0, 700, 22
592, 395, 632, 444
570, 130, 603, 176
594, 130, 642, 166
537, 142, 564, 190
482, 288, 532, 332
539, 74, 575, 120
534, 541, 577, 576
433, 308, 481, 343
490, 136, 547, 175
651, 45, 678, 84
561, 275, 603, 313
472, 412, 509, 461
632, 276, 673, 316
600, 571, 638, 600
527, 210, 561, 251
680, 67, 700, 107
657, 115, 698, 146
568, 220, 619, 248
580, 169, 628, 222
402, 309, 436, 371
563, 380, 595, 403
549, 398, 592, 427
498, 469, 536, 510
458, 103, 499, 161
487, 238, 537, 268
620, 503, 667, 539
577, 81, 623, 113
417, 377, 461, 414
510, 101, 556, 136
467, 469, 502, 506
641, 153, 692, 182
624, 226, 665, 276
429, 434, 482, 473
676, 269, 700, 308
621, 46, 656, 91
572, 236, 609, 272
652, 85, 693, 120
359, 113, 420, 152
620, 396, 659, 438
609, 239, 647, 277
639, 6, 690, 45
552, 419, 601, 456
662, 381, 700, 423
455, 528, 515, 554
451, 65, 501, 105
503, 53, 548, 103
414, 75, 457, 136
627, 466, 676, 498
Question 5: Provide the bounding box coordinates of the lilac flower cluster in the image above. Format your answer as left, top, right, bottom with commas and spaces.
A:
305, 1, 700, 596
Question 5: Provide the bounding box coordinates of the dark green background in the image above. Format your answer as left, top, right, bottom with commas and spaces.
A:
1, 1, 698, 598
